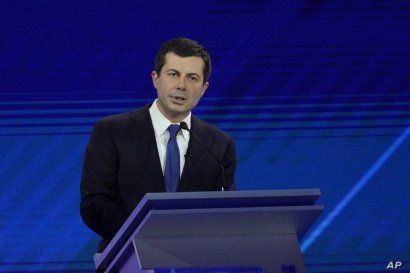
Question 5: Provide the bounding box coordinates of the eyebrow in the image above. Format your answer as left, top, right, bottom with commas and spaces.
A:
187, 73, 201, 78
165, 69, 179, 73
165, 69, 202, 78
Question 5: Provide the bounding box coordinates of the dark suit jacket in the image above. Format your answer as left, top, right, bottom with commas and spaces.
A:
80, 104, 236, 251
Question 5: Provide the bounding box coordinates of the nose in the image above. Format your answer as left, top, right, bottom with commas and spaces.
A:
176, 77, 186, 91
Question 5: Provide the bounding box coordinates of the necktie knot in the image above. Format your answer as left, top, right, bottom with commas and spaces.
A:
168, 124, 180, 139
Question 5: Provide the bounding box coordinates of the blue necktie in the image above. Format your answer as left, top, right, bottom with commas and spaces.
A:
164, 124, 181, 192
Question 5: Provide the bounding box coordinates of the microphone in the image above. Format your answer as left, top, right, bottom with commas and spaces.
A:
179, 121, 228, 191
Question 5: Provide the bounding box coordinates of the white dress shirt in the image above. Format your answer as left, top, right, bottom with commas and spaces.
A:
149, 99, 191, 176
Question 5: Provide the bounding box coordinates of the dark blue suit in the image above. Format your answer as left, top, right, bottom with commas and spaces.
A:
80, 104, 236, 251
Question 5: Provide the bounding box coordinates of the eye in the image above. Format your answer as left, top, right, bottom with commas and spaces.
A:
188, 75, 199, 82
168, 72, 178, 78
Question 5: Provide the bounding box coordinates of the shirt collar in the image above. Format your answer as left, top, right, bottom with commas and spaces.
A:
149, 99, 191, 140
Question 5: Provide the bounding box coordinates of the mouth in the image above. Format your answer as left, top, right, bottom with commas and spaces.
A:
170, 95, 187, 103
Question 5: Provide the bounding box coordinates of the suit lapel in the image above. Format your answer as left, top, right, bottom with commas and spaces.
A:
129, 105, 165, 192
179, 115, 213, 191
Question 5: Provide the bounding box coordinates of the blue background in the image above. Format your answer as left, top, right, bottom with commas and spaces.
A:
0, 0, 409, 272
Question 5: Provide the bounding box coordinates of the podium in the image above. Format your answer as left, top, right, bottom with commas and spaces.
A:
94, 189, 323, 273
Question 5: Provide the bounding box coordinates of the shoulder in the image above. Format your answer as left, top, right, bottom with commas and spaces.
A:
94, 104, 150, 131
192, 115, 233, 144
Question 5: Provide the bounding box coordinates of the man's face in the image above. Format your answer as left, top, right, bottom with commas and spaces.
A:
152, 52, 209, 123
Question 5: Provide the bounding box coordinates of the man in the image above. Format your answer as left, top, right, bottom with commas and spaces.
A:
80, 38, 237, 252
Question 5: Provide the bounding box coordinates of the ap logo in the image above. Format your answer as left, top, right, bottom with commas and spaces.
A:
386, 261, 402, 270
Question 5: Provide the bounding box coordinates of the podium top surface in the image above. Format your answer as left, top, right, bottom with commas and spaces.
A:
95, 189, 321, 270
142, 188, 320, 206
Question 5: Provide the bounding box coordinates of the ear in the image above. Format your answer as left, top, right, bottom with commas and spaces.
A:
201, 81, 209, 96
151, 71, 159, 88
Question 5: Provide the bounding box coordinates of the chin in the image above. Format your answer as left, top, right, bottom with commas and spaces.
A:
169, 103, 187, 111
171, 107, 190, 117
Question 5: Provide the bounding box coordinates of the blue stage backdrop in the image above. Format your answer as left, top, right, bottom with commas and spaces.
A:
0, 1, 409, 272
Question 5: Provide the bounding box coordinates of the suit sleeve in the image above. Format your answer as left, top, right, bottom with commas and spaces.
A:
80, 119, 127, 240
222, 136, 237, 190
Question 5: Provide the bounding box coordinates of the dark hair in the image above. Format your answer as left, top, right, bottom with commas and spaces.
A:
154, 37, 212, 84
